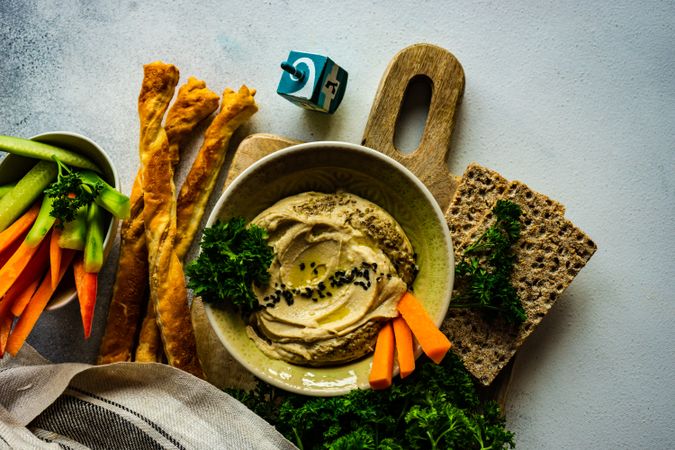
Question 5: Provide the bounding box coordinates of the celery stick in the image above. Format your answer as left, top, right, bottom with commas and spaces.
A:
0, 161, 57, 232
0, 183, 16, 198
79, 170, 130, 219
84, 202, 104, 272
58, 204, 87, 250
0, 135, 100, 171
25, 195, 56, 247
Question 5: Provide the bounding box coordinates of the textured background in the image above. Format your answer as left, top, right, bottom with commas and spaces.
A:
1, 1, 674, 448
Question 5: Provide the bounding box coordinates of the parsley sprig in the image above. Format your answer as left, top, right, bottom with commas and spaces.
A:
450, 199, 527, 325
228, 353, 515, 449
44, 158, 103, 223
186, 217, 274, 313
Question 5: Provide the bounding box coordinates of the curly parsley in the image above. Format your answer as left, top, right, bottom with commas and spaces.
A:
450, 199, 526, 325
186, 217, 274, 313
228, 353, 515, 449
43, 158, 103, 224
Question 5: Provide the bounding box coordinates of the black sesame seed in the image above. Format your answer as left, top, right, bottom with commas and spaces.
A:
327, 292, 332, 297
299, 262, 305, 270
310, 262, 316, 268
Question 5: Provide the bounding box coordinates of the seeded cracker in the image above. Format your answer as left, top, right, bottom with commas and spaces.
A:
445, 163, 509, 245
443, 168, 596, 385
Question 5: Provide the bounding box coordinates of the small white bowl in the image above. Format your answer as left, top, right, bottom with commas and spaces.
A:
0, 131, 120, 310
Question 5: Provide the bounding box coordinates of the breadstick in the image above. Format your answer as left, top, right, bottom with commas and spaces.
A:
97, 174, 147, 364
175, 86, 258, 259
134, 77, 219, 363
98, 76, 218, 364
138, 61, 203, 377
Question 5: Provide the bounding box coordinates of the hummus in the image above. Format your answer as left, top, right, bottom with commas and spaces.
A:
246, 191, 417, 366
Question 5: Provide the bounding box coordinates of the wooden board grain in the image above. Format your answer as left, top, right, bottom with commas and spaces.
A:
192, 43, 512, 406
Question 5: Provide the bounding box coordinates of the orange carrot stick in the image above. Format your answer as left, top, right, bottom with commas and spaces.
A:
5, 249, 75, 356
0, 202, 40, 254
73, 255, 98, 339
0, 233, 23, 268
50, 227, 62, 289
369, 321, 395, 390
7, 276, 41, 318
0, 235, 46, 300
1, 235, 50, 317
0, 316, 12, 357
392, 316, 416, 378
396, 292, 452, 364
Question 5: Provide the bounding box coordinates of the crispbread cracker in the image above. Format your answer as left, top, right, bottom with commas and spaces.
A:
443, 176, 596, 385
445, 163, 509, 245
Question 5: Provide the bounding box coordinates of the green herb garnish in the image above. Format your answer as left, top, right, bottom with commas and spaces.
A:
186, 217, 274, 313
44, 158, 103, 224
228, 353, 515, 449
450, 199, 527, 325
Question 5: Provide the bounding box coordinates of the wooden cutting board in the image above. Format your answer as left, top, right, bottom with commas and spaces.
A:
192, 43, 512, 406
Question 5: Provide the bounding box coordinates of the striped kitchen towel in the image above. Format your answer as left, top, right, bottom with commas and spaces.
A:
0, 345, 295, 449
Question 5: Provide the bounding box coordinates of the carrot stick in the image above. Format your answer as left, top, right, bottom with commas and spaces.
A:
0, 316, 12, 357
50, 227, 62, 289
392, 316, 416, 378
73, 255, 98, 339
1, 234, 50, 317
0, 234, 46, 300
0, 233, 23, 268
0, 202, 40, 254
396, 292, 452, 364
369, 321, 395, 390
5, 249, 75, 356
7, 275, 41, 318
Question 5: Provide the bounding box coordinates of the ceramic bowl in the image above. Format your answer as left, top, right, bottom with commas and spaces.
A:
0, 131, 120, 310
202, 141, 454, 396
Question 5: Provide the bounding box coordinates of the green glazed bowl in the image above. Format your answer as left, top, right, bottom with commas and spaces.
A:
0, 131, 120, 310
203, 141, 453, 396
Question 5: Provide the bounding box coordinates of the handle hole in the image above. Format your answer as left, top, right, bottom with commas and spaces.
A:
393, 75, 432, 155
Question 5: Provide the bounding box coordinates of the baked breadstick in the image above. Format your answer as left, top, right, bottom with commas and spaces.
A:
175, 86, 258, 259
97, 174, 147, 364
134, 77, 219, 363
138, 61, 203, 378
98, 76, 219, 364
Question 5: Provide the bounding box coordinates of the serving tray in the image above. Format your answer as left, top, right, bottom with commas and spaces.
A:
191, 43, 513, 406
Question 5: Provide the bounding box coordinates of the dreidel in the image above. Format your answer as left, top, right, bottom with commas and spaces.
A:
277, 51, 348, 114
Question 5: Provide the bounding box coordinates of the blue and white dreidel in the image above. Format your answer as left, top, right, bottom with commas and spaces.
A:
277, 51, 348, 114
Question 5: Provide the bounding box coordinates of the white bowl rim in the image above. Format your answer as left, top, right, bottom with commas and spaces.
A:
203, 140, 454, 396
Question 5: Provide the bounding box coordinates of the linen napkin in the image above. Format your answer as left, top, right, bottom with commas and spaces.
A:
0, 344, 296, 449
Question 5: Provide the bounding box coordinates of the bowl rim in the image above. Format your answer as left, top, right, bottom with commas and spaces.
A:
202, 140, 454, 396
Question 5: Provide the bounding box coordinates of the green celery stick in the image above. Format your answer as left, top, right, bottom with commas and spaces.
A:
58, 204, 87, 250
84, 202, 104, 272
25, 195, 56, 247
0, 183, 16, 198
0, 135, 100, 171
0, 161, 57, 232
79, 170, 130, 219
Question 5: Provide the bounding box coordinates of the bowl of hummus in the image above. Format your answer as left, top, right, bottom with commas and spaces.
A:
202, 141, 453, 395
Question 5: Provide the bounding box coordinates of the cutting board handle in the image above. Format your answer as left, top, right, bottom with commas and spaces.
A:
361, 43, 464, 210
